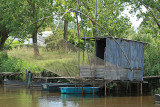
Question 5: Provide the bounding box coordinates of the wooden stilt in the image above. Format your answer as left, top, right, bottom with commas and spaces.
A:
82, 82, 83, 96
140, 82, 143, 96
105, 81, 106, 96
75, 83, 76, 96
129, 83, 131, 96
93, 88, 95, 95
126, 83, 128, 95
109, 82, 110, 96
93, 79, 95, 95
116, 83, 118, 96
137, 83, 139, 96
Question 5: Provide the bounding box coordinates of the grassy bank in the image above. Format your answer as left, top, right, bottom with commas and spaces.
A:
0, 52, 44, 80
6, 46, 90, 78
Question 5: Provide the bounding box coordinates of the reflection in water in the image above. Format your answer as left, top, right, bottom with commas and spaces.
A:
0, 86, 159, 107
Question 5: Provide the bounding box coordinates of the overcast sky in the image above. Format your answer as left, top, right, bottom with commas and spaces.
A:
121, 5, 147, 31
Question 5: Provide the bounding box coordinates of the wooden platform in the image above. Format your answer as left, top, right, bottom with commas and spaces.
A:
79, 65, 142, 81
0, 72, 22, 76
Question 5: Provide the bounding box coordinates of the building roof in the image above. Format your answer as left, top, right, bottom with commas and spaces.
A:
81, 36, 147, 44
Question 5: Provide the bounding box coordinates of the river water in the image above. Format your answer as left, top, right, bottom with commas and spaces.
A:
0, 86, 159, 107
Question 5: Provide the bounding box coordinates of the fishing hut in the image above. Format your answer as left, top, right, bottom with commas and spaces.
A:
80, 36, 146, 95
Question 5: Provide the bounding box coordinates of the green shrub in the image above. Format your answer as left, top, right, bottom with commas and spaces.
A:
0, 51, 44, 80
0, 57, 22, 72
0, 52, 8, 65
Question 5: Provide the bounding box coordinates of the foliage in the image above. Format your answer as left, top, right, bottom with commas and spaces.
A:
44, 28, 63, 51
0, 0, 26, 50
1, 0, 160, 78
121, 0, 160, 29
0, 52, 8, 65
75, 0, 132, 37
0, 52, 43, 81
144, 43, 160, 76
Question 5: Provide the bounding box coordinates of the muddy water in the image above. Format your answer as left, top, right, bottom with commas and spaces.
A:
0, 86, 158, 107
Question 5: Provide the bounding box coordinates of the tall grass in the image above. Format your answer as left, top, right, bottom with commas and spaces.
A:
7, 46, 90, 77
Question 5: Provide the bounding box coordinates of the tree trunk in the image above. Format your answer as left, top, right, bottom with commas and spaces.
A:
64, 20, 68, 40
63, 20, 68, 53
32, 25, 39, 56
0, 31, 9, 51
92, 22, 97, 37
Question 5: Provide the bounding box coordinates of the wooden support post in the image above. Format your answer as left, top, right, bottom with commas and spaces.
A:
93, 87, 95, 95
105, 81, 106, 97
82, 82, 83, 96
126, 83, 128, 95
75, 83, 77, 96
26, 69, 27, 81
129, 83, 131, 96
27, 71, 31, 89
116, 84, 118, 96
140, 82, 143, 96
109, 83, 110, 96
45, 77, 48, 83
93, 80, 95, 95
137, 83, 139, 96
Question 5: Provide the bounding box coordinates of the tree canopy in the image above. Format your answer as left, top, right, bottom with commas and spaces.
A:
1, 0, 160, 76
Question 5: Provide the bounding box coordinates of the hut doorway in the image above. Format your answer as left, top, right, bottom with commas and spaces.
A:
96, 39, 106, 60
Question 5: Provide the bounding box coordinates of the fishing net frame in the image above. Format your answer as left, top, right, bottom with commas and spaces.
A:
4, 9, 134, 85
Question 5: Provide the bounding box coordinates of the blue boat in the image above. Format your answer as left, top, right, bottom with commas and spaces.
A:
41, 83, 77, 92
60, 87, 100, 94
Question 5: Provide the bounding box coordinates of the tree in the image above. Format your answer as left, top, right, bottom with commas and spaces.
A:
78, 0, 131, 37
25, 0, 54, 56
0, 0, 26, 50
0, 0, 54, 56
54, 0, 76, 40
121, 0, 160, 30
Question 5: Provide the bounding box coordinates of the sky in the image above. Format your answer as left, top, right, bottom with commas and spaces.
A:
121, 5, 147, 31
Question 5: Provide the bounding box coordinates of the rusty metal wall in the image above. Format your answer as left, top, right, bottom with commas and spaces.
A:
105, 38, 144, 81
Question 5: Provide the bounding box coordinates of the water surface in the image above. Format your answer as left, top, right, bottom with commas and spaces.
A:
0, 86, 158, 107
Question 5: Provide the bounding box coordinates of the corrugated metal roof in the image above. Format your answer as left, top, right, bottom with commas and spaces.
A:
81, 36, 147, 44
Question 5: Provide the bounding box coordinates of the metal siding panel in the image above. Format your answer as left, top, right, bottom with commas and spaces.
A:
131, 42, 136, 80
106, 38, 115, 65
141, 44, 144, 80
106, 38, 111, 63
104, 38, 144, 81
121, 40, 128, 68
117, 39, 131, 69
113, 39, 118, 66
125, 40, 131, 68
140, 44, 144, 70
117, 39, 122, 67
106, 38, 132, 68
131, 42, 144, 81
139, 43, 144, 80
112, 39, 116, 65
120, 40, 125, 68
131, 42, 135, 68
128, 71, 133, 81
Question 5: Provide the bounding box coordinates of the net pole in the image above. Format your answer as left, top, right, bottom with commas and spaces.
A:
76, 10, 80, 77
